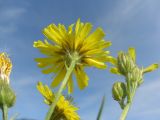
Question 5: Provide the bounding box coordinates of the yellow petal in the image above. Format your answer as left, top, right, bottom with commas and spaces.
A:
37, 82, 54, 103
75, 18, 80, 34
128, 47, 136, 62
51, 68, 66, 87
41, 66, 56, 74
58, 24, 67, 38
33, 40, 61, 56
43, 24, 62, 45
81, 28, 105, 51
110, 67, 121, 75
75, 23, 92, 49
105, 56, 117, 65
143, 64, 159, 73
68, 75, 74, 94
74, 67, 89, 90
84, 58, 107, 69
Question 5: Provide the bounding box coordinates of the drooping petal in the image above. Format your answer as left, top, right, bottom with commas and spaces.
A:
51, 68, 66, 87
68, 75, 74, 94
74, 67, 89, 90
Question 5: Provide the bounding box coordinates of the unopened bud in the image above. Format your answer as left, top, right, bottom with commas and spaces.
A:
117, 52, 135, 75
112, 82, 127, 101
0, 81, 16, 108
127, 67, 143, 87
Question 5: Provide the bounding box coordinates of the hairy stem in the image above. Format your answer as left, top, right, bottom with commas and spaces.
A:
119, 85, 137, 120
45, 59, 76, 120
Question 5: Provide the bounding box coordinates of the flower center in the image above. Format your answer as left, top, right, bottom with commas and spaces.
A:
65, 51, 80, 67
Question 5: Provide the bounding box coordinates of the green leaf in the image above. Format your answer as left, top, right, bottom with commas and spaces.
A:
96, 96, 106, 120
128, 47, 136, 62
143, 64, 159, 73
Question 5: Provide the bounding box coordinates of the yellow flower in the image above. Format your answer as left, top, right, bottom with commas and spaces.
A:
37, 82, 80, 120
0, 53, 12, 84
34, 19, 112, 93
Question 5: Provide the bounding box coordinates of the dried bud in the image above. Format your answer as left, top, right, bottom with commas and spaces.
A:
117, 52, 136, 76
0, 81, 16, 108
112, 82, 127, 101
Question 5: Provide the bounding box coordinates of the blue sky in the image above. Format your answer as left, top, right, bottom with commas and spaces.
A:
0, 0, 160, 120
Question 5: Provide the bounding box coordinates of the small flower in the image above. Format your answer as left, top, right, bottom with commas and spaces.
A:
0, 53, 12, 84
37, 82, 80, 120
34, 19, 112, 93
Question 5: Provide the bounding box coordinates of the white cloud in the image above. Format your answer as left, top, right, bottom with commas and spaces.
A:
0, 7, 27, 38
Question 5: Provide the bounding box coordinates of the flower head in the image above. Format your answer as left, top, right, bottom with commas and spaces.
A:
34, 19, 112, 93
0, 53, 12, 84
37, 82, 80, 120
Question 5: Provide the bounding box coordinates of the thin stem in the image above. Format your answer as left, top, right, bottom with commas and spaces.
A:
119, 86, 137, 120
119, 103, 131, 120
45, 59, 76, 120
2, 105, 8, 120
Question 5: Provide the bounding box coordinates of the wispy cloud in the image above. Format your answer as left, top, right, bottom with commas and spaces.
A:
0, 7, 26, 22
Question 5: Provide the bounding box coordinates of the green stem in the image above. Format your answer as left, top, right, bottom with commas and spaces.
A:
2, 105, 8, 120
45, 59, 76, 120
119, 103, 131, 120
119, 86, 137, 120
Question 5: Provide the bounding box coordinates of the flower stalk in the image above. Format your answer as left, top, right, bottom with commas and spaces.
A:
2, 104, 8, 120
45, 57, 77, 120
110, 48, 159, 120
119, 83, 137, 120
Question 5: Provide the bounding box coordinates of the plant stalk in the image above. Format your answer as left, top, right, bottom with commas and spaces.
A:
2, 104, 8, 120
119, 85, 137, 120
45, 59, 76, 120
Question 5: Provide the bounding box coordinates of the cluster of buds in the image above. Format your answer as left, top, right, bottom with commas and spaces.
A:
0, 53, 16, 109
111, 48, 158, 109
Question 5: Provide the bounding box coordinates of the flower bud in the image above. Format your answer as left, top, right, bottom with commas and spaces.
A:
117, 52, 135, 76
127, 67, 143, 86
0, 81, 16, 108
112, 82, 127, 101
